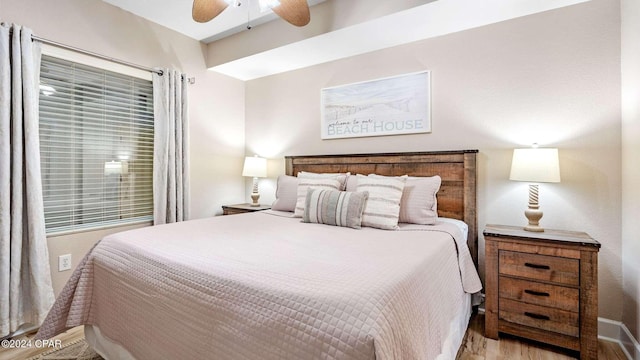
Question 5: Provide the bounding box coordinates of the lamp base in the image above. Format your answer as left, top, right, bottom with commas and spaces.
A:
524, 224, 545, 232
524, 207, 544, 232
250, 192, 260, 207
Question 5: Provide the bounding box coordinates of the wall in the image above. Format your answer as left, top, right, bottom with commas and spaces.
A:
245, 0, 623, 321
1, 0, 246, 295
621, 0, 640, 355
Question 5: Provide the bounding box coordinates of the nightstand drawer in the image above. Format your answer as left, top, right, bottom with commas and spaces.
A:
499, 250, 579, 286
499, 277, 579, 312
499, 298, 579, 337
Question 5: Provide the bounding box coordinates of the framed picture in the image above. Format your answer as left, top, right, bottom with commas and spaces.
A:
321, 71, 431, 139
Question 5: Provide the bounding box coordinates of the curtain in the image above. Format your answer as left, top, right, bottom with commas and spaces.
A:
0, 24, 55, 337
152, 69, 189, 225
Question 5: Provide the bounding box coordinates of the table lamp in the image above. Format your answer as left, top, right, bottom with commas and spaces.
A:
242, 155, 267, 206
509, 146, 561, 232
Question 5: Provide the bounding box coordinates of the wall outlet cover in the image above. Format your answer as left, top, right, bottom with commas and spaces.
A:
58, 254, 72, 272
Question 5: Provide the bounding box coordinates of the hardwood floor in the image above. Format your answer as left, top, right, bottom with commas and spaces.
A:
0, 326, 84, 360
457, 313, 627, 359
0, 314, 628, 359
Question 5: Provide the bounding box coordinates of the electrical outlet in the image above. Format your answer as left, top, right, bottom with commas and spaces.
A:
58, 254, 72, 272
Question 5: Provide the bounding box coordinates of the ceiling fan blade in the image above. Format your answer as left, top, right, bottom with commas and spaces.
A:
271, 0, 310, 27
193, 0, 229, 23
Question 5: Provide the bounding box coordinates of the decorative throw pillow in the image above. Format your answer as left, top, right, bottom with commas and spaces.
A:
271, 175, 298, 212
399, 176, 441, 225
345, 174, 359, 192
297, 171, 350, 190
302, 188, 368, 229
293, 178, 342, 217
356, 174, 406, 230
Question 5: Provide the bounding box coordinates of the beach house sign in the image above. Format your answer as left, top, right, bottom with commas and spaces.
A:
321, 71, 431, 139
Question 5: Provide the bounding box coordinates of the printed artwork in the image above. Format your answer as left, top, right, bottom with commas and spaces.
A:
321, 71, 431, 139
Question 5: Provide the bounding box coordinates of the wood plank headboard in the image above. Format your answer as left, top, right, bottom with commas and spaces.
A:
285, 150, 479, 267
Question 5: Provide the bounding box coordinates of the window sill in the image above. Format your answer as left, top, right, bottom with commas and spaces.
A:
46, 219, 153, 238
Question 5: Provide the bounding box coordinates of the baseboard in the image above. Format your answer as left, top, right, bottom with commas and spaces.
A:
620, 321, 640, 360
599, 317, 623, 342
598, 317, 640, 360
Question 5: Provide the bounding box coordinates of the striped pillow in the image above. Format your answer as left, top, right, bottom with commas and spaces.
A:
298, 171, 350, 190
303, 189, 368, 229
356, 174, 406, 230
293, 178, 342, 217
369, 174, 442, 225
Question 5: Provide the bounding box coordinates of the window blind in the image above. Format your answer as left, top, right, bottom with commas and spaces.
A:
39, 55, 154, 234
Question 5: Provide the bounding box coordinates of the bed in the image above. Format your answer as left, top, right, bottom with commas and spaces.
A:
36, 150, 482, 360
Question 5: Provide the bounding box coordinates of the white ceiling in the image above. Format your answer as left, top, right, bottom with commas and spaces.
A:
102, 0, 327, 43
101, 0, 590, 81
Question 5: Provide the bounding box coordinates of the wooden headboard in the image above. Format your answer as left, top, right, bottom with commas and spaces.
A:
285, 150, 479, 267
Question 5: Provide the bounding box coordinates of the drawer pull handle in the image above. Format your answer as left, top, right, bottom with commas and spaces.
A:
524, 289, 550, 297
524, 262, 550, 270
524, 312, 550, 321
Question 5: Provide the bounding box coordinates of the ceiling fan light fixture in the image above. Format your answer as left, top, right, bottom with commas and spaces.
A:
259, 0, 281, 12
224, 0, 242, 7
192, 0, 309, 26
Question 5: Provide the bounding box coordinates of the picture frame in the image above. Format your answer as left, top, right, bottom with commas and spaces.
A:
321, 71, 431, 139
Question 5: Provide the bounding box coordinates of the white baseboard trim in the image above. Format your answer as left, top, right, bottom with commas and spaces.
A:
620, 321, 640, 360
598, 317, 640, 360
599, 317, 623, 342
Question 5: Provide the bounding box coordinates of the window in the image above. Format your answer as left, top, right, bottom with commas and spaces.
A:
39, 55, 154, 234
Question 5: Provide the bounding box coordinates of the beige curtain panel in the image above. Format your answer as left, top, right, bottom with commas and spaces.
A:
153, 69, 189, 225
0, 23, 55, 337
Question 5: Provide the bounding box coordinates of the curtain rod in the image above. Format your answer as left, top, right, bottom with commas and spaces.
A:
31, 35, 164, 76
5, 27, 196, 83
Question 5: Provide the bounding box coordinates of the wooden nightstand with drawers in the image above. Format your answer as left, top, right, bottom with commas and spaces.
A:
222, 203, 271, 215
484, 224, 600, 360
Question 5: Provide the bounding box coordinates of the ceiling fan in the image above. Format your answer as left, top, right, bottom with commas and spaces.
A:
192, 0, 310, 27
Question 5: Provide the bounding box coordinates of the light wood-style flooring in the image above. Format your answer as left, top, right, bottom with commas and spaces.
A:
457, 313, 627, 359
0, 326, 84, 360
0, 313, 628, 360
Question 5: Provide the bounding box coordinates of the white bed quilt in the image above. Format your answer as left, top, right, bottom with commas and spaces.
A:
37, 211, 481, 360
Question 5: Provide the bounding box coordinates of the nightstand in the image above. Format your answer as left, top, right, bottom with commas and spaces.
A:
222, 203, 271, 215
483, 224, 600, 359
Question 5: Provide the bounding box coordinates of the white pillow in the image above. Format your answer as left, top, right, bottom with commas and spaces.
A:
271, 175, 298, 212
356, 174, 406, 230
297, 171, 349, 190
399, 176, 441, 225
345, 174, 359, 192
293, 178, 342, 217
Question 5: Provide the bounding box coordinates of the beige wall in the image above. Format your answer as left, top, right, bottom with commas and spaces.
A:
1, 0, 246, 295
245, 0, 623, 321
46, 223, 150, 295
621, 0, 640, 349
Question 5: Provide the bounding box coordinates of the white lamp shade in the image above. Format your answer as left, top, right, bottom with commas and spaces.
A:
242, 156, 267, 178
509, 148, 560, 183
